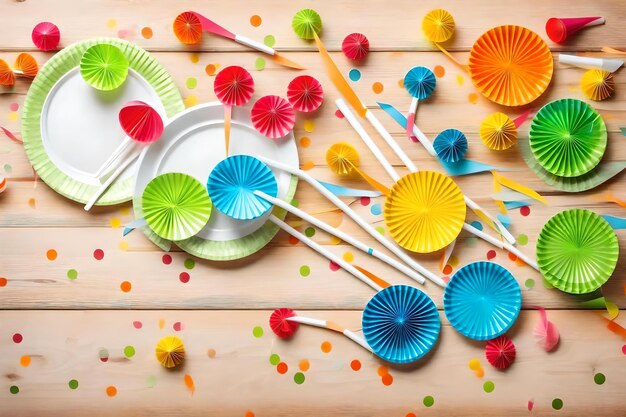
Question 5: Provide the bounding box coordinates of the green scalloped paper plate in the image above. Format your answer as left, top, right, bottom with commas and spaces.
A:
529, 99, 607, 178
537, 209, 619, 294
22, 38, 184, 205
80, 44, 129, 91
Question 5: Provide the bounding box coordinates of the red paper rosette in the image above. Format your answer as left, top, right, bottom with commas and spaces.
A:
119, 101, 164, 143
0, 59, 15, 86
287, 75, 324, 112
32, 22, 60, 51
485, 335, 516, 369
269, 308, 299, 338
251, 95, 296, 139
342, 33, 370, 61
173, 12, 203, 45
214, 65, 255, 107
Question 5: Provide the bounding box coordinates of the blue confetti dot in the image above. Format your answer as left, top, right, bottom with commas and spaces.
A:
470, 221, 483, 231
349, 69, 361, 82
370, 203, 382, 216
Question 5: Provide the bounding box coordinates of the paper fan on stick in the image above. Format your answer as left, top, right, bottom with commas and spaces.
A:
270, 308, 300, 338
342, 33, 369, 61
173, 11, 203, 45
292, 9, 322, 40
214, 66, 254, 155
326, 143, 390, 195
250, 95, 295, 139
422, 9, 455, 43
287, 75, 324, 112
80, 44, 128, 91
403, 66, 436, 141
433, 129, 467, 163
32, 22, 60, 51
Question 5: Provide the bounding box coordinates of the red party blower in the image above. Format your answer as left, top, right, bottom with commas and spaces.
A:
545, 16, 605, 44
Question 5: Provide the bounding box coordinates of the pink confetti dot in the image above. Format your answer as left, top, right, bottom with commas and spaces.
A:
12, 333, 23, 344
622, 344, 626, 355
93, 249, 104, 260
173, 322, 184, 331
162, 254, 172, 265
132, 321, 143, 329
335, 109, 344, 118
487, 250, 497, 260
520, 206, 530, 216
179, 272, 190, 283
9, 103, 19, 112
360, 197, 370, 206
329, 261, 340, 271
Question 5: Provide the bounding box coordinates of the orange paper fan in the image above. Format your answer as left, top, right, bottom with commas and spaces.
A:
0, 59, 15, 86
173, 12, 203, 45
14, 53, 39, 78
468, 26, 553, 107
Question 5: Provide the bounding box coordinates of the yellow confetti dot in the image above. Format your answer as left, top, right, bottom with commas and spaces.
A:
190, 54, 199, 64
120, 206, 130, 215
343, 252, 354, 262
468, 358, 481, 370
184, 95, 199, 108
372, 82, 384, 94
106, 19, 117, 29
456, 75, 464, 86
8, 112, 18, 122
118, 240, 129, 251
303, 120, 315, 133
329, 236, 342, 245
397, 79, 404, 89
110, 217, 121, 228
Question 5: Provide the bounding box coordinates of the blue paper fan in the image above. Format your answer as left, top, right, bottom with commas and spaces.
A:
444, 262, 521, 340
207, 155, 278, 220
433, 129, 468, 163
362, 285, 441, 364
404, 66, 436, 100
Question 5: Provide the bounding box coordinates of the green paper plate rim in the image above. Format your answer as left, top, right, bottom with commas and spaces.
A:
22, 37, 184, 206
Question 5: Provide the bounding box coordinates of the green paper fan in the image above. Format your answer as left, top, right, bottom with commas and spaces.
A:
529, 99, 607, 178
80, 44, 129, 90
142, 173, 212, 241
537, 209, 618, 294
292, 9, 322, 40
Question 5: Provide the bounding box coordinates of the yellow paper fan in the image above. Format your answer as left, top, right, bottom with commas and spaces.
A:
581, 69, 615, 101
326, 142, 360, 177
422, 9, 455, 43
155, 336, 186, 368
479, 112, 518, 151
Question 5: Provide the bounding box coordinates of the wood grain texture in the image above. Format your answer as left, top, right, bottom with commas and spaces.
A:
1, 0, 626, 415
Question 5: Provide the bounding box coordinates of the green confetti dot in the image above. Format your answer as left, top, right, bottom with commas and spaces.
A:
123, 345, 136, 358
304, 227, 316, 237
269, 353, 281, 365
67, 269, 78, 280
423, 395, 434, 407
4, 164, 12, 173
263, 35, 276, 47
525, 279, 535, 289
186, 77, 197, 89
465, 237, 478, 247
483, 380, 495, 393
375, 226, 385, 236
184, 258, 195, 269
68, 379, 79, 390
255, 57, 266, 71
299, 265, 311, 277
517, 234, 529, 246
552, 398, 563, 410
594, 373, 606, 385
146, 375, 157, 388
10, 385, 19, 394
294, 372, 306, 384
291, 199, 299, 207
252, 326, 264, 338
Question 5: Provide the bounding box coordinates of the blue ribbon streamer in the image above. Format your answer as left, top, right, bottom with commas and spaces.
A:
319, 181, 382, 198
601, 215, 626, 230
123, 217, 148, 236
504, 201, 534, 210
497, 214, 512, 230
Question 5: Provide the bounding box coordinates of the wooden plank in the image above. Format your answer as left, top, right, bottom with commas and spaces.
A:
1, 310, 625, 416
0, 0, 624, 52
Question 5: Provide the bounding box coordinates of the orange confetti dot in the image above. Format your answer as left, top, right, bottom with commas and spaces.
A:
377, 365, 389, 376
190, 53, 199, 64
372, 82, 384, 94
299, 136, 311, 148
0, 277, 7, 287
141, 27, 153, 39
508, 252, 518, 262
120, 281, 132, 292
205, 64, 218, 76
442, 264, 453, 275
20, 355, 31, 367
184, 374, 195, 395
106, 386, 117, 397
250, 15, 262, 27
321, 341, 332, 353
434, 65, 445, 78
398, 79, 404, 88
46, 249, 57, 261
468, 93, 479, 104
207, 348, 216, 358
28, 198, 36, 208
276, 362, 288, 374
350, 359, 361, 371
158, 319, 165, 329
299, 359, 310, 372
301, 161, 314, 171
245, 412, 255, 417
382, 373, 394, 386
474, 368, 485, 378
406, 413, 417, 417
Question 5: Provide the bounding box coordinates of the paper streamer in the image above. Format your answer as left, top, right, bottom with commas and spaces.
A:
353, 265, 391, 289
580, 296, 619, 320
492, 171, 547, 205
601, 215, 626, 230
533, 307, 559, 352
123, 218, 148, 236
0, 126, 23, 144
604, 318, 626, 338
318, 181, 382, 198
504, 201, 532, 210
183, 374, 195, 396
497, 214, 512, 229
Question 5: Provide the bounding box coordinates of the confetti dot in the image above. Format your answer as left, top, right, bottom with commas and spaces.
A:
465, 237, 477, 247
93, 249, 104, 260
299, 359, 310, 372
288, 235, 299, 245
468, 93, 479, 104
622, 344, 626, 355
146, 376, 156, 388
141, 27, 153, 39
205, 64, 218, 76
118, 241, 129, 251
370, 203, 382, 215
66, 269, 78, 281
269, 354, 281, 365
377, 365, 389, 376
184, 258, 195, 269
375, 227, 385, 236
406, 413, 417, 417
46, 249, 58, 261
28, 198, 36, 208
525, 279, 535, 289
339, 252, 352, 263
4, 163, 12, 173
517, 234, 529, 246
398, 78, 404, 88
179, 272, 190, 283
360, 196, 371, 206
594, 373, 606, 385
186, 77, 197, 89
305, 227, 316, 237
552, 398, 563, 410
245, 411, 255, 417
12, 333, 22, 343
448, 256, 459, 267
508, 252, 518, 262
8, 112, 18, 122
190, 54, 199, 64
382, 373, 393, 386
442, 264, 453, 275
301, 160, 314, 170
483, 380, 495, 393
123, 345, 135, 358
423, 395, 434, 407
487, 250, 496, 260
299, 265, 311, 277
468, 358, 481, 370
433, 65, 445, 78
456, 75, 464, 85
106, 386, 117, 397
470, 220, 483, 231
520, 206, 531, 216
321, 341, 332, 353
0, 277, 6, 287
208, 348, 216, 358
372, 82, 384, 94
10, 386, 19, 394
158, 319, 165, 329
250, 15, 262, 27
252, 326, 264, 338
350, 359, 361, 371
335, 109, 344, 118
68, 379, 79, 390
294, 372, 306, 384
120, 281, 132, 292
303, 120, 315, 133
349, 68, 361, 82
329, 261, 340, 271
184, 95, 199, 108
299, 136, 311, 147
120, 206, 131, 215
99, 348, 109, 362
264, 35, 276, 47
133, 321, 142, 329
20, 355, 31, 367
276, 362, 288, 374
106, 19, 117, 29
255, 57, 266, 71
162, 254, 172, 265
9, 103, 19, 112
173, 321, 184, 331
474, 368, 485, 378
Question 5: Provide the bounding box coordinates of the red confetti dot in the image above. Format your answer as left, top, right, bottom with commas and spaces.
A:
360, 196, 370, 206
350, 359, 361, 371
406, 413, 417, 417
288, 235, 299, 245
179, 272, 190, 283
622, 344, 626, 355
132, 321, 142, 329
508, 252, 517, 261
442, 265, 453, 275
329, 261, 340, 271
162, 254, 172, 265
487, 250, 497, 260
0, 277, 7, 287
335, 109, 344, 118
12, 333, 23, 344
276, 362, 288, 374
520, 206, 530, 216
93, 249, 104, 260
381, 373, 393, 386
173, 321, 184, 331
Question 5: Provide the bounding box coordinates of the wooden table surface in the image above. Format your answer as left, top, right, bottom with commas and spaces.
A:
1, 1, 626, 416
